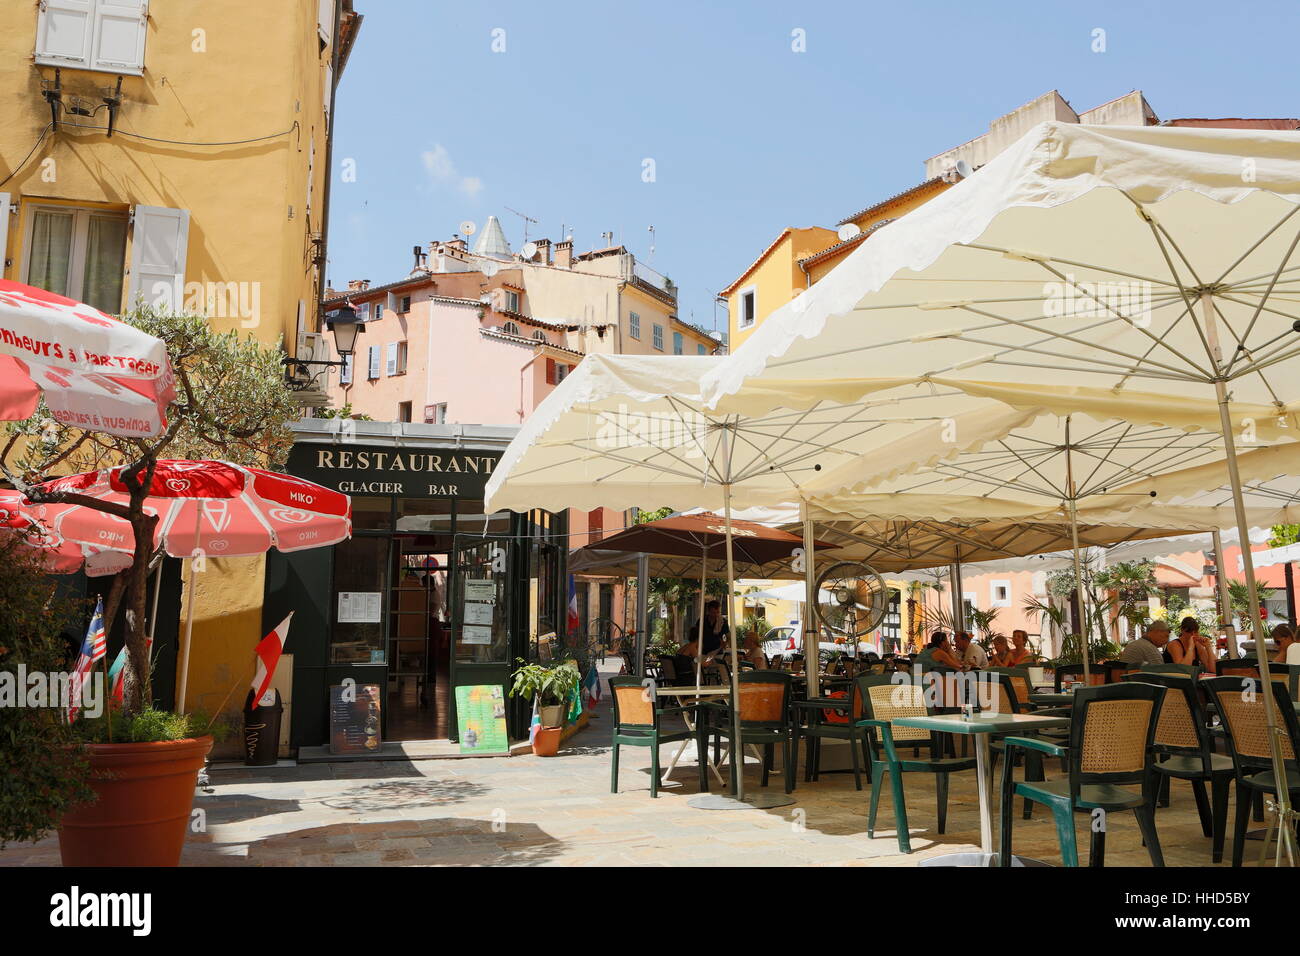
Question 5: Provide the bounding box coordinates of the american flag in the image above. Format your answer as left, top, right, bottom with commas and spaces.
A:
67, 596, 107, 722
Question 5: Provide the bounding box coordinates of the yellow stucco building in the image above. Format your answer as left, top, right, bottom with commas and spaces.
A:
0, 0, 361, 719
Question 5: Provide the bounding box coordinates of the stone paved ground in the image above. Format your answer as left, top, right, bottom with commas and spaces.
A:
0, 692, 1272, 867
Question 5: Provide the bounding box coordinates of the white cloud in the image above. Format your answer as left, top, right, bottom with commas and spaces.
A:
421, 144, 484, 198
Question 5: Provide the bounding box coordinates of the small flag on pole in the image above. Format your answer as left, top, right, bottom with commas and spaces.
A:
68, 596, 107, 722
583, 662, 602, 706
528, 696, 541, 745
566, 576, 580, 637
250, 613, 293, 709
107, 635, 153, 705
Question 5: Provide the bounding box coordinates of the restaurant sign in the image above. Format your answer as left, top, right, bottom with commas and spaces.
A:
286, 444, 501, 499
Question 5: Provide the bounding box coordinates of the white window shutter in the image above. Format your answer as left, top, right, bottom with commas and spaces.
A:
91, 0, 148, 74
367, 345, 379, 379
127, 205, 189, 312
323, 62, 333, 126
0, 194, 10, 278
385, 290, 397, 314
318, 0, 334, 45
35, 0, 94, 68
385, 342, 398, 376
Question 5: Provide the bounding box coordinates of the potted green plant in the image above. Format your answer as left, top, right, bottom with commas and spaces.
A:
509, 659, 581, 755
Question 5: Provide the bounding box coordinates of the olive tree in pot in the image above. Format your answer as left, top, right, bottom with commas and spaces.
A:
1, 307, 299, 866
509, 659, 581, 755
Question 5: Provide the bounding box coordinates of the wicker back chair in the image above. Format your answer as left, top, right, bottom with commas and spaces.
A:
608, 676, 706, 798
999, 682, 1166, 867
858, 674, 977, 854
705, 671, 795, 793
1122, 673, 1233, 862
1201, 675, 1300, 866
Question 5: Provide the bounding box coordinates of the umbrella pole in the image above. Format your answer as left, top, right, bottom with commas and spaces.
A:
800, 500, 818, 698
721, 433, 743, 799
948, 560, 964, 634
636, 553, 649, 677
177, 505, 203, 714
1205, 295, 1294, 865
696, 545, 706, 688
1065, 418, 1091, 685
1211, 530, 1239, 660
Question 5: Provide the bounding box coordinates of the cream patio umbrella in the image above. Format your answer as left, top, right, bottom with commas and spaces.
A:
483, 352, 1043, 801
704, 120, 1300, 859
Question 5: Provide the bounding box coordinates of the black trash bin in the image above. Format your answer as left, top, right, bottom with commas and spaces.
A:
242, 688, 283, 766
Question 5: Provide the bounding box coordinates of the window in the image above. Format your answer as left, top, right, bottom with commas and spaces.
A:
629, 311, 640, 339
398, 295, 411, 313
555, 363, 569, 383
545, 359, 570, 385
339, 353, 353, 384
989, 580, 1012, 608
502, 289, 519, 313
23, 204, 128, 314
532, 330, 547, 342
398, 401, 412, 423
738, 287, 757, 328
35, 0, 149, 76
356, 302, 370, 320
424, 402, 447, 424
374, 301, 384, 320
384, 342, 406, 375
697, 344, 707, 355
652, 324, 664, 351
672, 331, 683, 355
502, 321, 520, 337
367, 345, 380, 380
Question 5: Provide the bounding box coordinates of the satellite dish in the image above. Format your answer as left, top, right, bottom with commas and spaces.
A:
459, 220, 477, 236
836, 223, 861, 243
522, 241, 538, 259
954, 159, 973, 179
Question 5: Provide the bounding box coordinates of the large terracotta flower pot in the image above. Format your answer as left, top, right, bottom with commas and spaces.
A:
532, 726, 562, 757
58, 736, 213, 867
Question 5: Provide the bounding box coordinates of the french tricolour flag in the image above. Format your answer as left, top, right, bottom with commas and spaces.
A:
567, 576, 580, 636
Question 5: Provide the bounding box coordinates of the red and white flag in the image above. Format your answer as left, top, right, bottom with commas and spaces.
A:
250, 613, 293, 709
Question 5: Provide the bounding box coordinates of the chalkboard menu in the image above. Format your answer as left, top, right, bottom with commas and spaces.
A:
454, 684, 510, 755
329, 683, 382, 754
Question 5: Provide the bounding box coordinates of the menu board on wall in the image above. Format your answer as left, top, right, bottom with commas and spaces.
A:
329, 683, 382, 754
455, 684, 510, 755
338, 591, 382, 623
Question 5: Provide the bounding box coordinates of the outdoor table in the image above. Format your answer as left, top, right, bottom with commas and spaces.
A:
1029, 692, 1074, 706
891, 712, 1070, 866
653, 686, 733, 789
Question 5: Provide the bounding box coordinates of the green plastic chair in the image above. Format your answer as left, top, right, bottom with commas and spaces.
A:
791, 673, 872, 791
703, 671, 796, 793
1201, 675, 1300, 867
609, 676, 706, 798
1121, 672, 1233, 862
857, 674, 977, 853
999, 681, 1167, 867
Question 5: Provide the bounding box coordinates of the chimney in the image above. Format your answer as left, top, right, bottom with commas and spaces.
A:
533, 238, 552, 266
347, 279, 371, 291
554, 239, 573, 269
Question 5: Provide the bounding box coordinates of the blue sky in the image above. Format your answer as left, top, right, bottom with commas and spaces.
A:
328, 0, 1300, 336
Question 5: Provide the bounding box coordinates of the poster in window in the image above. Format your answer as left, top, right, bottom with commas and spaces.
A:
464, 578, 495, 603
338, 591, 381, 623
461, 625, 493, 645
464, 602, 493, 626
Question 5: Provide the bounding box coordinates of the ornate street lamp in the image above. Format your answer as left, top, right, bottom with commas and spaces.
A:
283, 303, 365, 391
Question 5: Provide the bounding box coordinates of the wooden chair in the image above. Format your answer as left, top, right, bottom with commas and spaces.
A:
1123, 672, 1233, 862
704, 671, 796, 793
999, 681, 1166, 867
1201, 675, 1300, 866
858, 674, 977, 853
609, 676, 706, 798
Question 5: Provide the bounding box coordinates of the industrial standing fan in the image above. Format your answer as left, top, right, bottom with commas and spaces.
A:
813, 561, 889, 660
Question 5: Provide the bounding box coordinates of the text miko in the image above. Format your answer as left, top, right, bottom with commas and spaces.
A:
50, 886, 151, 936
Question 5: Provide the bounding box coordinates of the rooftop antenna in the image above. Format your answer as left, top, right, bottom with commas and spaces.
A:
647, 224, 656, 263
505, 206, 538, 243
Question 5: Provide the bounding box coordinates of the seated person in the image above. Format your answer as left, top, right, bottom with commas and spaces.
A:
915, 630, 965, 671
954, 630, 988, 669
1006, 629, 1035, 666
1271, 623, 1298, 664
989, 634, 1013, 667
1166, 617, 1216, 671
1119, 620, 1170, 666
